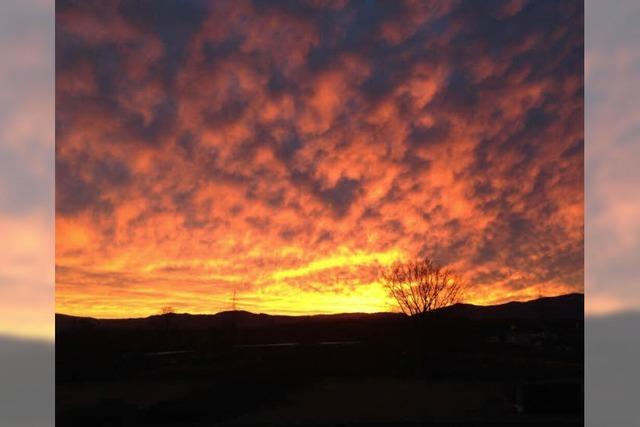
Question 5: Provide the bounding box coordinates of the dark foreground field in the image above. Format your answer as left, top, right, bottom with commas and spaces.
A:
56, 294, 583, 426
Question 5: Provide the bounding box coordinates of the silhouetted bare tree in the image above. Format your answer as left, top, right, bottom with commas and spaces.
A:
380, 257, 464, 315
160, 306, 175, 336
160, 306, 175, 315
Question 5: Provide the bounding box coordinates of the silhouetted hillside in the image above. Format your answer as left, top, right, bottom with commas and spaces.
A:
57, 293, 583, 333
425, 293, 584, 321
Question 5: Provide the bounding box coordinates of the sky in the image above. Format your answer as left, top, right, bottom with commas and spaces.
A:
55, 0, 584, 318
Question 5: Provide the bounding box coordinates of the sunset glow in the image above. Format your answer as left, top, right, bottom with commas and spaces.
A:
56, 0, 583, 318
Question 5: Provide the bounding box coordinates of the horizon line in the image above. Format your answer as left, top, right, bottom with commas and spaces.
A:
56, 292, 585, 321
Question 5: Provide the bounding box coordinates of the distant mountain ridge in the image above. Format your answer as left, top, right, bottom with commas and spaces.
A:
56, 293, 583, 333
56, 310, 404, 333
423, 292, 584, 321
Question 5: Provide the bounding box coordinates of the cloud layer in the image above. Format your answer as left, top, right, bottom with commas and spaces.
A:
56, 0, 583, 317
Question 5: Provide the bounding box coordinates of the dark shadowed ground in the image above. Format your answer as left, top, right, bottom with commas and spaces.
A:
56, 295, 584, 426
